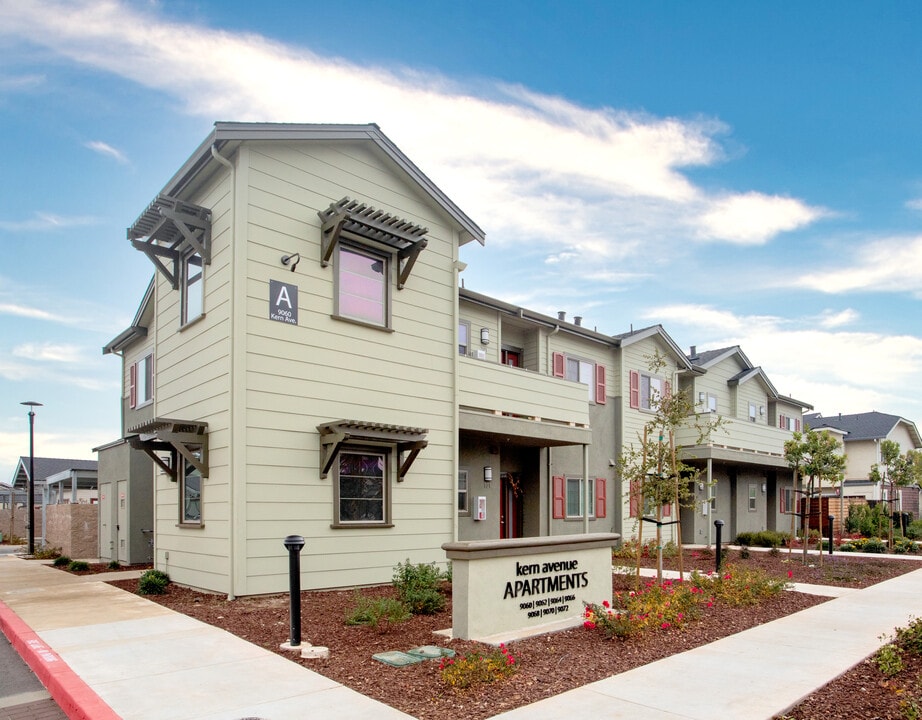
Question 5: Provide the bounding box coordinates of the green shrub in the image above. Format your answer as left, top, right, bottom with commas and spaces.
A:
138, 569, 171, 595
32, 545, 61, 559
875, 643, 904, 676
691, 564, 789, 606
584, 578, 700, 639
846, 503, 889, 536
345, 594, 411, 631
862, 537, 887, 553
52, 555, 71, 567
896, 617, 922, 656
68, 560, 90, 571
107, 560, 121, 570
392, 559, 446, 615
892, 537, 919, 555
735, 530, 788, 548
906, 519, 922, 540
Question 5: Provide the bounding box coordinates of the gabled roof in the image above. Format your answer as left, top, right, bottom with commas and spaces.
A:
155, 122, 485, 247
11, 457, 98, 488
687, 345, 753, 370
103, 276, 154, 355
804, 411, 922, 447
613, 325, 693, 370
728, 366, 778, 397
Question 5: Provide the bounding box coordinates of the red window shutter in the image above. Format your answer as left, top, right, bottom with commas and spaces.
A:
779, 414, 786, 429
663, 502, 672, 517
629, 478, 639, 517
595, 364, 606, 404
795, 419, 801, 432
629, 370, 640, 409
129, 362, 138, 409
663, 380, 672, 399
595, 478, 606, 518
552, 476, 565, 519
779, 490, 785, 514
552, 352, 565, 378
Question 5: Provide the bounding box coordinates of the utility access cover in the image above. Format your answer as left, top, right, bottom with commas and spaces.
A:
372, 651, 424, 667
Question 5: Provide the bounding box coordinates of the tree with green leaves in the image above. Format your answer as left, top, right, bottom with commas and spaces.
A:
870, 441, 922, 546
619, 351, 723, 584
784, 428, 846, 565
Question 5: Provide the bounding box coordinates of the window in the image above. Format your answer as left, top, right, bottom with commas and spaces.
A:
778, 414, 801, 432
180, 448, 203, 525
336, 244, 388, 327
458, 469, 469, 514
335, 449, 388, 525
640, 373, 665, 411
181, 249, 204, 326
554, 353, 606, 404
748, 483, 757, 512
458, 321, 470, 356
780, 487, 796, 514
697, 392, 718, 413
749, 402, 757, 423
129, 354, 153, 408
554, 476, 606, 519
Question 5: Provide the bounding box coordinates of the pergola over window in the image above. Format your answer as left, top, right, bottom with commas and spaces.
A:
129, 195, 212, 289
318, 420, 428, 480
318, 197, 428, 290
127, 417, 209, 480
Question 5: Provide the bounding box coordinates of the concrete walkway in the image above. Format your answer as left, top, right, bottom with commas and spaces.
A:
2, 552, 921, 720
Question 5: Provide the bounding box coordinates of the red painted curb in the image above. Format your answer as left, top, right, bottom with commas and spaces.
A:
0, 599, 122, 720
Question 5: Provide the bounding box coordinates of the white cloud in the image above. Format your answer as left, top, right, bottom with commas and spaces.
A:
647, 303, 922, 421
0, 0, 826, 264
0, 72, 44, 91
816, 308, 859, 329
0, 303, 58, 321
84, 140, 128, 164
793, 235, 922, 297
695, 192, 827, 245
0, 212, 99, 232
11, 343, 85, 363
906, 198, 922, 211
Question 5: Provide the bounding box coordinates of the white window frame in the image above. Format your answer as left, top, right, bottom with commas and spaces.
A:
748, 483, 757, 512
180, 249, 204, 326
641, 373, 665, 411
565, 476, 594, 519
749, 402, 757, 423
780, 486, 795, 514
136, 354, 153, 407
458, 321, 470, 357
458, 469, 469, 515
335, 244, 390, 329
565, 357, 595, 402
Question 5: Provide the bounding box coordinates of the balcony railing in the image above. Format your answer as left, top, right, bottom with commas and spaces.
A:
675, 413, 791, 459
459, 356, 590, 427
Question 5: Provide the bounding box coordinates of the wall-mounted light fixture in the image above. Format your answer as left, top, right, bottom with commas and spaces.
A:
281, 253, 301, 272
761, 482, 767, 494
483, 466, 493, 482
759, 406, 765, 416
480, 328, 490, 345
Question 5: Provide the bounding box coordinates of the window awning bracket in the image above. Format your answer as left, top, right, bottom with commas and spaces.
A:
318, 420, 429, 480
128, 195, 212, 287
126, 418, 209, 479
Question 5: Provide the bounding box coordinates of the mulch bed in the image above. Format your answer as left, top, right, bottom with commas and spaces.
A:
104, 548, 922, 720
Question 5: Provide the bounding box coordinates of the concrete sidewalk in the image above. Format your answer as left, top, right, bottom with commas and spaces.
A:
2, 553, 921, 720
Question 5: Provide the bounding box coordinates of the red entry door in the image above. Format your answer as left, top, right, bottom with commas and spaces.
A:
500, 473, 523, 539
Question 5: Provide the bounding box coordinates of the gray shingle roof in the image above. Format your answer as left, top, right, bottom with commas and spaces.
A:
804, 412, 912, 442
14, 457, 98, 483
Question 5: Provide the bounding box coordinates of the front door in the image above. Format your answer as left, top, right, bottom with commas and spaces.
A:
98, 482, 112, 562
501, 349, 521, 367
500, 472, 524, 539
117, 479, 128, 564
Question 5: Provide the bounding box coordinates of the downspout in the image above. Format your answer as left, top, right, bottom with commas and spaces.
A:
210, 143, 237, 600
583, 444, 590, 534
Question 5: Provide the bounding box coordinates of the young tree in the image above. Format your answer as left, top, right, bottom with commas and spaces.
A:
870, 441, 922, 545
620, 351, 723, 584
784, 429, 846, 565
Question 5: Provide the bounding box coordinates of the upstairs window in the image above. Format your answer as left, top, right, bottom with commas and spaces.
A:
779, 414, 801, 432
698, 392, 718, 413
458, 321, 470, 356
181, 249, 204, 326
632, 371, 669, 411
749, 402, 757, 422
129, 354, 154, 409
336, 245, 388, 328
553, 352, 606, 404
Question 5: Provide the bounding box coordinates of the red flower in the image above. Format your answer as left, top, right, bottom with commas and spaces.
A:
787, 570, 793, 579
602, 599, 610, 608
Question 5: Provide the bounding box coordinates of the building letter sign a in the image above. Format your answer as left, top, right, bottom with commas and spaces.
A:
269, 280, 298, 325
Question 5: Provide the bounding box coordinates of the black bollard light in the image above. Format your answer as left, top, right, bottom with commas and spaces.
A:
714, 519, 724, 574
828, 515, 834, 555
283, 535, 305, 647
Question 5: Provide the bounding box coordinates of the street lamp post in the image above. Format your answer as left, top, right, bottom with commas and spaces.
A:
21, 401, 42, 555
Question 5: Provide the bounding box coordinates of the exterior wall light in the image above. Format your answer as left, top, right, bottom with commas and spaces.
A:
484, 466, 493, 482
480, 328, 490, 345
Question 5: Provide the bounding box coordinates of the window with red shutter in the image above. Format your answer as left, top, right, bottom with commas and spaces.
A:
629, 478, 639, 517
552, 476, 565, 519
552, 352, 565, 378
595, 365, 606, 404
595, 478, 606, 518
129, 362, 138, 409
629, 370, 640, 409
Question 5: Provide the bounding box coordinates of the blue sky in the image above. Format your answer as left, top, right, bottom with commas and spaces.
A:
2, 0, 922, 482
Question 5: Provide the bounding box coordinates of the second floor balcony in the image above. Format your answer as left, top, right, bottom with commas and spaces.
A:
675, 413, 793, 468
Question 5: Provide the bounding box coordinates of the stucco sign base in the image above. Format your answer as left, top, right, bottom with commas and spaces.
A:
442, 533, 619, 641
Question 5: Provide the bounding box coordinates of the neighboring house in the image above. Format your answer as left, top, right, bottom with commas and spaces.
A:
95, 277, 156, 565
9, 457, 98, 547
111, 121, 811, 597
675, 346, 813, 543
804, 411, 922, 518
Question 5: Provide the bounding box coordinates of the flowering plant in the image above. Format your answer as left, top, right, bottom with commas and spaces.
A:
439, 644, 517, 688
